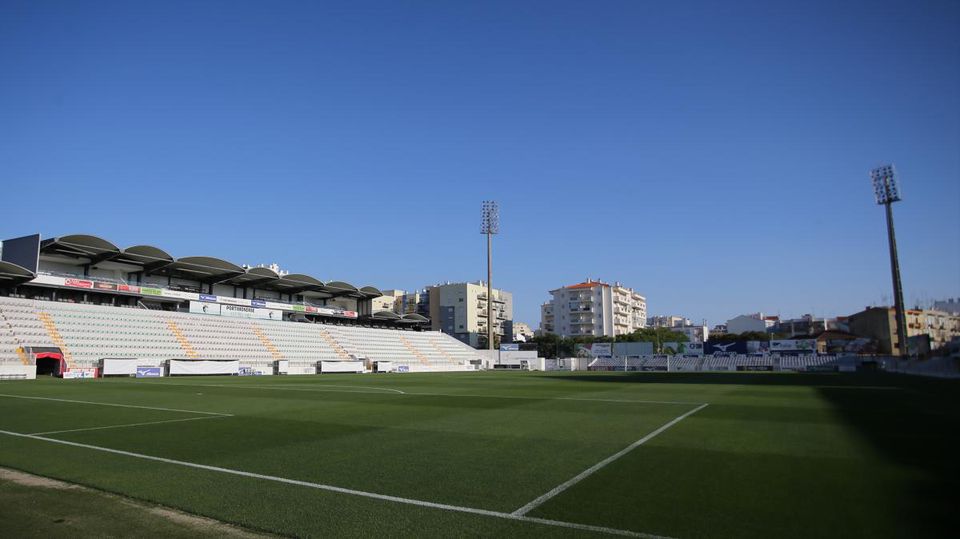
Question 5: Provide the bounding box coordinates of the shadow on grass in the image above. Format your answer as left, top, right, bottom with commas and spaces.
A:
543, 370, 960, 537
538, 371, 900, 387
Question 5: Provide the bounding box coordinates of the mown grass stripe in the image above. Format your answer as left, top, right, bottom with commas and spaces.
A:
513, 403, 710, 517
29, 415, 229, 436
0, 429, 673, 539
0, 393, 233, 416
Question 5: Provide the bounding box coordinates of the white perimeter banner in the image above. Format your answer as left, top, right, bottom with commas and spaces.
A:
169, 360, 239, 375
320, 360, 364, 373
770, 339, 816, 351
101, 358, 139, 376
161, 289, 199, 301
577, 343, 612, 357
62, 369, 97, 379
221, 304, 283, 320
189, 301, 222, 315
0, 365, 37, 379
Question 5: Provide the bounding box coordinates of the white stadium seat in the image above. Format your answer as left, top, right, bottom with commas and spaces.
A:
0, 296, 481, 372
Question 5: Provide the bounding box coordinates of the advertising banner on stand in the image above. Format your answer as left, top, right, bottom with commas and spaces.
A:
189, 301, 222, 315
770, 339, 817, 352
221, 304, 283, 320
577, 343, 612, 358
136, 366, 163, 378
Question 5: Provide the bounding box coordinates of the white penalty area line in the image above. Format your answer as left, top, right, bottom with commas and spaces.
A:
0, 429, 674, 539
29, 415, 230, 436
0, 393, 233, 417
512, 403, 710, 517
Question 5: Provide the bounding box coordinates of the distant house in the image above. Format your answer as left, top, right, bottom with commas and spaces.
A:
726, 313, 777, 335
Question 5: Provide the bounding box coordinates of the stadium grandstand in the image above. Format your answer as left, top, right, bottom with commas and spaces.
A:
0, 233, 483, 378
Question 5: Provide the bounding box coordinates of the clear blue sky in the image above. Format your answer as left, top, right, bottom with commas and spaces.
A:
1, 0, 958, 327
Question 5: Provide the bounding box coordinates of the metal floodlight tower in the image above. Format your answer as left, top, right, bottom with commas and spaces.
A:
870, 164, 908, 357
480, 201, 500, 352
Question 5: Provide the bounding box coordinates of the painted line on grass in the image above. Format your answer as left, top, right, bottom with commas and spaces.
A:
403, 391, 702, 406
811, 385, 902, 391
152, 382, 406, 395
144, 383, 696, 405
512, 403, 710, 517
29, 415, 230, 436
0, 429, 674, 539
260, 384, 406, 394
0, 393, 233, 416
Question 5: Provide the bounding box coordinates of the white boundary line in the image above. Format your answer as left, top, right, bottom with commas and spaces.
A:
0, 429, 673, 539
260, 384, 406, 394
512, 403, 710, 517
0, 393, 232, 416
29, 415, 229, 436
145, 382, 697, 405
405, 392, 701, 406
810, 385, 901, 390
152, 382, 406, 395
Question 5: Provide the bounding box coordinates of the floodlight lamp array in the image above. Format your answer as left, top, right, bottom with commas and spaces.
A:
480, 200, 500, 234
870, 164, 901, 205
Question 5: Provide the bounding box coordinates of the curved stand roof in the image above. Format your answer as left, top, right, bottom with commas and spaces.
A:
152, 256, 246, 284
0, 261, 35, 286
31, 232, 388, 298
223, 266, 281, 288
40, 234, 121, 264
366, 311, 430, 324
114, 245, 174, 271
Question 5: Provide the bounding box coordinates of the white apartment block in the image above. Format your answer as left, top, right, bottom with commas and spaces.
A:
541, 279, 646, 338
539, 302, 555, 335
648, 314, 707, 342
648, 315, 693, 328
513, 321, 534, 341
726, 313, 778, 335
427, 281, 513, 348
371, 289, 406, 313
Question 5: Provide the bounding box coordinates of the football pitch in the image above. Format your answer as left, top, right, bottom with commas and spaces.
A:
0, 371, 956, 538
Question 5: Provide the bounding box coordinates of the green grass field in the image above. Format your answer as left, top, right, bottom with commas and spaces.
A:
0, 371, 956, 538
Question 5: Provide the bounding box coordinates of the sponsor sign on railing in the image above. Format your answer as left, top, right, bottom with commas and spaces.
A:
221, 304, 283, 320
770, 339, 817, 352
62, 368, 97, 379
577, 343, 612, 357
136, 366, 163, 378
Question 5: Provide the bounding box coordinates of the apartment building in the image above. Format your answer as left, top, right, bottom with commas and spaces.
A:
371, 289, 406, 313
425, 281, 513, 348
647, 315, 692, 328
540, 279, 646, 338
513, 322, 534, 341
847, 306, 960, 356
